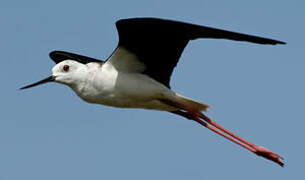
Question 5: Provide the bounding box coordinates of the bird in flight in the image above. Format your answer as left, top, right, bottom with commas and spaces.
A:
21, 18, 285, 166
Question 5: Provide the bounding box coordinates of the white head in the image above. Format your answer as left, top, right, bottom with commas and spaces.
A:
20, 60, 88, 89
52, 60, 88, 87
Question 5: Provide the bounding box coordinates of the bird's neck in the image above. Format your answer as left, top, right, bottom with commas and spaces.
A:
69, 62, 117, 103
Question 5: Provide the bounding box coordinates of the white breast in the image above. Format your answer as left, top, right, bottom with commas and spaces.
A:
72, 62, 178, 111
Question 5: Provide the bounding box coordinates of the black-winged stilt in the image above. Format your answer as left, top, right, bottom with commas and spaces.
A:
21, 18, 285, 166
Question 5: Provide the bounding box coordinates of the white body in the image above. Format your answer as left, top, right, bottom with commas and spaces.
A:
51, 50, 209, 112
73, 62, 179, 111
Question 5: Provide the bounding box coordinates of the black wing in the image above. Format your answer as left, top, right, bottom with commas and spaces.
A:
49, 51, 104, 64
115, 17, 285, 88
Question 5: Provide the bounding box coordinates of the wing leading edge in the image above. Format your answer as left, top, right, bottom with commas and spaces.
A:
49, 51, 104, 64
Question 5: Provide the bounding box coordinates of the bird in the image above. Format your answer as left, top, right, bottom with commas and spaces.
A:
20, 17, 285, 166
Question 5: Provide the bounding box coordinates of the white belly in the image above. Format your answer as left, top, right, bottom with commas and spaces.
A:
72, 64, 178, 111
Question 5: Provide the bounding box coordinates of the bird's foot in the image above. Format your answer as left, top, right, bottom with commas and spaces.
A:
253, 145, 284, 167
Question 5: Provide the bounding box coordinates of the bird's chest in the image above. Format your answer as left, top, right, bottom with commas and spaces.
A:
74, 68, 119, 105
74, 69, 168, 109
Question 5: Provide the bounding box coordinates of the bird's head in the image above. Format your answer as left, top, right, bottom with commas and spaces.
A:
20, 60, 87, 90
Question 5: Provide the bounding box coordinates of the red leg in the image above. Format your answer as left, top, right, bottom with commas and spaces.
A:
195, 111, 284, 166
172, 110, 257, 152
171, 110, 284, 167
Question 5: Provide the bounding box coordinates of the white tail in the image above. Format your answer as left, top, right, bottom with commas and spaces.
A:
175, 93, 210, 112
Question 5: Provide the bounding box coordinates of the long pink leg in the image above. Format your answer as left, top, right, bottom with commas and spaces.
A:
196, 111, 284, 166
171, 110, 284, 166
171, 110, 258, 152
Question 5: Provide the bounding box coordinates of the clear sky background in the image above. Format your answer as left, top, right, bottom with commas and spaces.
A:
1, 0, 304, 179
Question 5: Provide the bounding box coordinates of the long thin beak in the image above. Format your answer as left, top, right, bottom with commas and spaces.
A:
20, 76, 55, 90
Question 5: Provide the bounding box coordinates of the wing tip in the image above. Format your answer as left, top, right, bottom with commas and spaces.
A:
49, 50, 104, 64
278, 41, 286, 45
254, 38, 286, 45
49, 50, 66, 64
272, 40, 286, 45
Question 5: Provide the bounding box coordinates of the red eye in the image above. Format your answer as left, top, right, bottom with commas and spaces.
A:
63, 65, 69, 72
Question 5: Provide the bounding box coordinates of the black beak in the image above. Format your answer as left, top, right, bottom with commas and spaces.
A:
20, 76, 55, 90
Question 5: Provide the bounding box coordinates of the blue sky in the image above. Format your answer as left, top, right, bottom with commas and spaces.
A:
1, 0, 304, 179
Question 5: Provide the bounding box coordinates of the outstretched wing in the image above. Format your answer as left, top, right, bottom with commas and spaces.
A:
107, 17, 285, 88
49, 51, 104, 64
